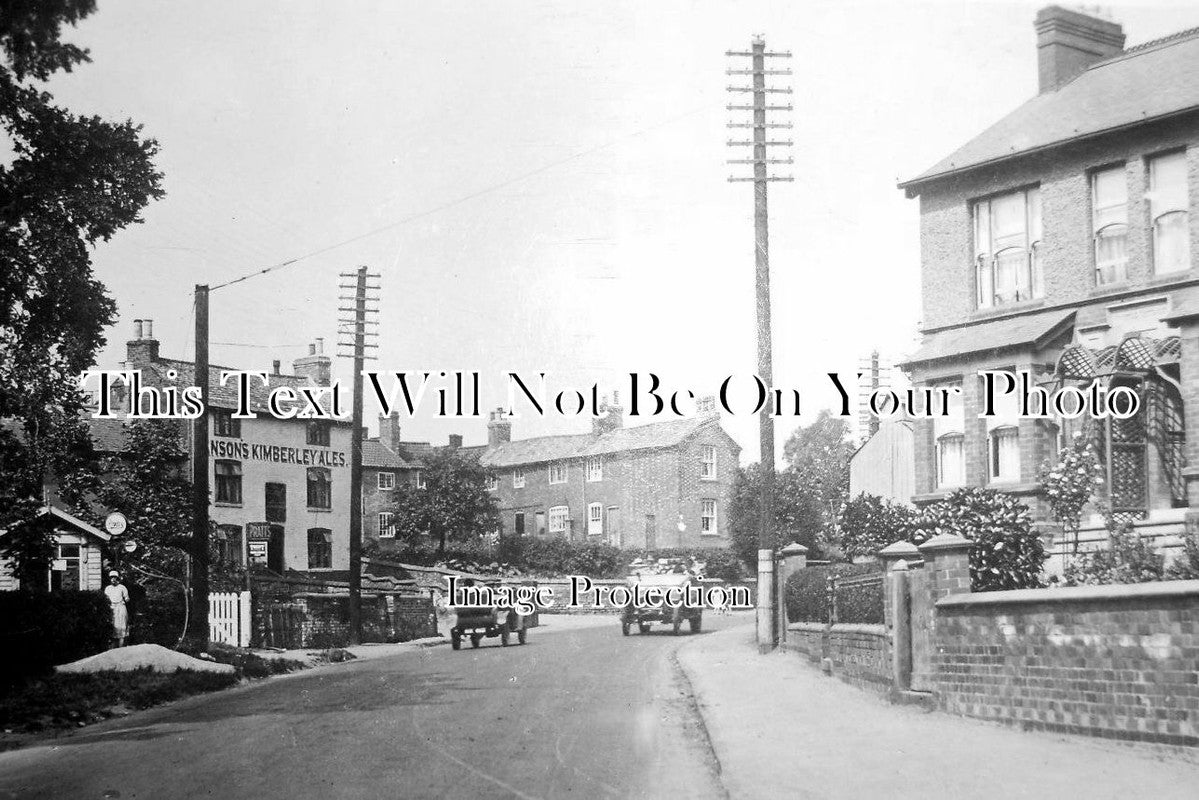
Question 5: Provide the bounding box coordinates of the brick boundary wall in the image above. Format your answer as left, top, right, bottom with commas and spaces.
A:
934, 580, 1199, 747
257, 592, 436, 648
784, 621, 892, 693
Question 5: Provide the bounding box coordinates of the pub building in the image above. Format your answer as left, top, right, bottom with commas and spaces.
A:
102, 320, 354, 573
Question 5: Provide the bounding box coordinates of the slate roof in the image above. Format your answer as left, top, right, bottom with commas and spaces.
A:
137, 358, 347, 420
479, 416, 735, 468
900, 309, 1075, 368
901, 28, 1199, 193
362, 439, 415, 470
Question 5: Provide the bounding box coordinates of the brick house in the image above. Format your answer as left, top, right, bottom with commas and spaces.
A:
899, 6, 1199, 562
479, 404, 740, 550
105, 322, 354, 573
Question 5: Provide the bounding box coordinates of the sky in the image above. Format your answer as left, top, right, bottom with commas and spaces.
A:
43, 0, 1199, 462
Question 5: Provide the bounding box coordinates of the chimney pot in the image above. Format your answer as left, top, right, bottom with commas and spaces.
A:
1035, 5, 1124, 93
272, 360, 281, 375
308, 343, 316, 356
144, 319, 153, 339
133, 319, 144, 340
487, 408, 512, 445
315, 338, 324, 355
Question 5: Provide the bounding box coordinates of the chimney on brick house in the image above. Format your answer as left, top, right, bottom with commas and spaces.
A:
271, 359, 281, 376
488, 408, 511, 446
125, 318, 160, 368
1035, 6, 1124, 93
592, 393, 625, 436
448, 434, 463, 449
292, 339, 331, 386
378, 411, 402, 451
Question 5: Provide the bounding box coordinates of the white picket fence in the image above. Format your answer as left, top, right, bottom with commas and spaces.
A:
209, 591, 252, 648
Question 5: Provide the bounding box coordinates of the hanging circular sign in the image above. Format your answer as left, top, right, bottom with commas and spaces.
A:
123, 539, 138, 553
105, 512, 128, 536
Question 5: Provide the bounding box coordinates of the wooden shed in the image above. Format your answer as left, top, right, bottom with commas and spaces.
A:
0, 505, 112, 592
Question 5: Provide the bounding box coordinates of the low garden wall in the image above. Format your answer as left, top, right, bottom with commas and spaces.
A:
934, 580, 1199, 747
256, 592, 436, 649
783, 621, 891, 693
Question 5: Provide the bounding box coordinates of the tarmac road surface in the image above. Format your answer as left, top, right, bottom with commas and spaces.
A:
0, 615, 736, 800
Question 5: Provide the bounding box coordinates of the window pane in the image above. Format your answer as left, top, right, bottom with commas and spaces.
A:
1150, 151, 1188, 214
993, 249, 1026, 303
1095, 225, 1128, 284
973, 201, 990, 258
1093, 168, 1127, 224
1026, 187, 1042, 243
937, 434, 964, 487
990, 427, 1020, 481
990, 192, 1026, 249
1154, 210, 1190, 274
976, 257, 993, 307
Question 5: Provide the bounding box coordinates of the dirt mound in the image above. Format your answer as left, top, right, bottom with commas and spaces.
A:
56, 644, 235, 675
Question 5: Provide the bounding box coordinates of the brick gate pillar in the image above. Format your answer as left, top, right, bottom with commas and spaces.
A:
879, 540, 921, 691
776, 542, 808, 641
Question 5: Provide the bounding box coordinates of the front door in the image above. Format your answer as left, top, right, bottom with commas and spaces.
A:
607, 507, 621, 547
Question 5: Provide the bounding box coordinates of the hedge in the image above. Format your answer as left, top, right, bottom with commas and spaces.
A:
784, 562, 882, 625
0, 591, 112, 684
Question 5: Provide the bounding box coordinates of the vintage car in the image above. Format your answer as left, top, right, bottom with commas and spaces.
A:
620, 564, 703, 636
449, 580, 529, 650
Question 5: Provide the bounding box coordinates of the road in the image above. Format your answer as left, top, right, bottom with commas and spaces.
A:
0, 615, 742, 800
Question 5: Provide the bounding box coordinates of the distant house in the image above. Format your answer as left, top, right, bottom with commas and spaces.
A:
849, 419, 915, 506
0, 505, 112, 592
479, 402, 740, 550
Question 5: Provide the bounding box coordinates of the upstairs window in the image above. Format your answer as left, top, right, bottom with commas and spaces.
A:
1149, 151, 1190, 275
307, 467, 331, 509
974, 187, 1042, 307
485, 474, 498, 492
306, 420, 331, 447
1092, 166, 1128, 285
548, 462, 567, 484
212, 409, 240, 438
701, 499, 718, 534
513, 468, 525, 489
414, 470, 426, 489
378, 512, 395, 539
586, 456, 603, 482
700, 445, 717, 480
377, 471, 395, 490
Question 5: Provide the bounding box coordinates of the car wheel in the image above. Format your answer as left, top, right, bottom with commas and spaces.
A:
471, 633, 482, 648
451, 630, 461, 650
501, 627, 510, 646
689, 614, 702, 634
639, 623, 651, 634
518, 628, 527, 645
621, 621, 630, 636
672, 608, 682, 636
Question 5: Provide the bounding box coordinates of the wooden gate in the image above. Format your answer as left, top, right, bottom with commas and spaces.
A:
208, 591, 252, 648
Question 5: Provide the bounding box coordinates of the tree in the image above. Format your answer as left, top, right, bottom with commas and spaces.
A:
0, 1, 164, 534
782, 409, 855, 529
727, 464, 827, 569
387, 451, 499, 556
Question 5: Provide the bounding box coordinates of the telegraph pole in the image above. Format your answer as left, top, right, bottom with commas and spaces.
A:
191, 284, 211, 645
727, 35, 792, 653
338, 267, 379, 645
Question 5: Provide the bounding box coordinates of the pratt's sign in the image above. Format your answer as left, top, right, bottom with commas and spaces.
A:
209, 439, 347, 468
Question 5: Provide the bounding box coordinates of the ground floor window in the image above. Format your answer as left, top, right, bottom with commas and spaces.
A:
307, 528, 332, 569
307, 467, 331, 509
215, 524, 243, 568
378, 512, 395, 538
548, 506, 569, 535
49, 543, 82, 591
989, 426, 1020, 482
936, 433, 965, 488
514, 512, 526, 536
701, 499, 717, 534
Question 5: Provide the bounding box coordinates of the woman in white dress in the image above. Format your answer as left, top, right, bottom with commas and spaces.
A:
104, 570, 130, 647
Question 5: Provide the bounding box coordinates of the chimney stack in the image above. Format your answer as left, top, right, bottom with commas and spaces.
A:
487, 408, 512, 446
1035, 6, 1124, 93
448, 434, 463, 449
592, 394, 624, 436
272, 360, 281, 376
126, 318, 160, 368
293, 340, 331, 386
378, 411, 402, 451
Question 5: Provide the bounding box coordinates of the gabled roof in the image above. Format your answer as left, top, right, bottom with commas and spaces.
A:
577, 416, 731, 457
480, 432, 596, 469
362, 439, 416, 470
0, 505, 111, 541
901, 28, 1199, 195
479, 415, 737, 468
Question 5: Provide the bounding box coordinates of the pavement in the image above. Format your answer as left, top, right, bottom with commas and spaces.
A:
675, 619, 1199, 800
